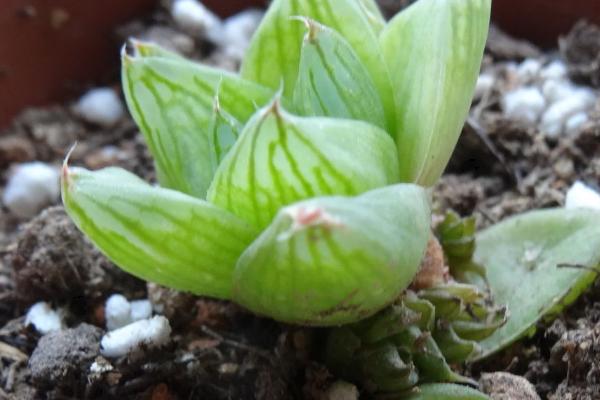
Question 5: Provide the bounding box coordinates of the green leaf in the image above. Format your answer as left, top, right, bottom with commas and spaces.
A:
241, 0, 396, 131
356, 303, 425, 344
432, 321, 479, 363
61, 165, 258, 299
293, 19, 386, 129
402, 383, 489, 400
208, 95, 244, 165
122, 50, 273, 198
391, 326, 473, 386
380, 0, 491, 185
207, 100, 400, 229
359, 341, 420, 392
231, 184, 430, 325
473, 208, 600, 359
357, 0, 385, 33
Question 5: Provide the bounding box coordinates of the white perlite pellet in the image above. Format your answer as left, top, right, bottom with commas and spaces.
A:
90, 359, 114, 374
25, 302, 64, 335
540, 60, 568, 81
542, 79, 577, 104
565, 181, 600, 210
219, 9, 264, 60
540, 88, 596, 137
565, 112, 589, 135
100, 316, 171, 358
171, 0, 222, 37
74, 87, 124, 127
105, 294, 132, 331
501, 87, 546, 124
130, 300, 153, 321
2, 162, 60, 218
105, 294, 154, 331
516, 58, 542, 82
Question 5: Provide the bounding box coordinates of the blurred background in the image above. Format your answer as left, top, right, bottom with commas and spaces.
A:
1, 0, 599, 128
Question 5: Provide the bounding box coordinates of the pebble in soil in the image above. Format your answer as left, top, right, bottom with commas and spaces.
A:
29, 323, 103, 390
480, 372, 541, 400
2, 162, 60, 219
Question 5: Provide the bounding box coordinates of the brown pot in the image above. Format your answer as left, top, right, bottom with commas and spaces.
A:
0, 0, 157, 130
492, 0, 600, 48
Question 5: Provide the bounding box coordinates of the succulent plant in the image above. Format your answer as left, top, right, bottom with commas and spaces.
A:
63, 0, 491, 326
60, 0, 600, 397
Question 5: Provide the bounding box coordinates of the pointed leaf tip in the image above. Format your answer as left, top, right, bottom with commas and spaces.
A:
61, 143, 77, 194
121, 52, 273, 198
61, 166, 259, 299
207, 102, 400, 229
293, 19, 387, 129
241, 0, 395, 130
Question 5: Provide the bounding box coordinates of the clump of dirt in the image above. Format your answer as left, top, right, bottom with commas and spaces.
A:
0, 135, 36, 169
480, 372, 540, 400
29, 323, 103, 391
548, 323, 600, 399
8, 207, 144, 310
560, 21, 600, 88
5, 106, 87, 162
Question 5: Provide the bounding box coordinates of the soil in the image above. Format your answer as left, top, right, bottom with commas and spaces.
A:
1, 2, 600, 399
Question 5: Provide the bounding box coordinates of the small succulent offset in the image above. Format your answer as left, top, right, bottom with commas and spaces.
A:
61, 0, 600, 398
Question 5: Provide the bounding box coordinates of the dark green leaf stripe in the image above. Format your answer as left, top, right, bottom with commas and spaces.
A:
240, 0, 396, 133
122, 54, 273, 198
293, 22, 386, 129
232, 184, 431, 325
207, 102, 400, 229
380, 0, 491, 185
62, 166, 259, 299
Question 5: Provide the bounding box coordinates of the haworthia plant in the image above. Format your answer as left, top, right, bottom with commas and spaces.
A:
63, 162, 429, 325
62, 0, 600, 398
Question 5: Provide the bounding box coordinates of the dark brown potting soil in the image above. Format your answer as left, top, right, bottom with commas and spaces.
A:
1, 2, 600, 399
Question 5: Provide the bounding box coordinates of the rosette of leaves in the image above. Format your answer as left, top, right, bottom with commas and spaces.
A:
61, 0, 502, 397
324, 214, 506, 397
59, 0, 600, 397
62, 0, 491, 326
